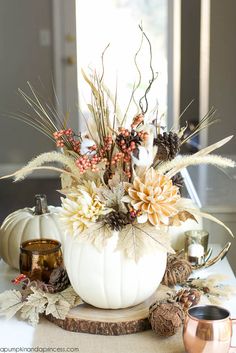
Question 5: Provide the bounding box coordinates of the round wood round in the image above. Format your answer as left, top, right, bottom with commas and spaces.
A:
46, 291, 159, 336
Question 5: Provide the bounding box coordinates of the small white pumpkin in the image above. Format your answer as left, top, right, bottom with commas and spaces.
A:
0, 195, 64, 269
63, 232, 167, 309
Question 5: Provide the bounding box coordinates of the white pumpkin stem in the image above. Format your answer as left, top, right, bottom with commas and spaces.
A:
34, 194, 49, 215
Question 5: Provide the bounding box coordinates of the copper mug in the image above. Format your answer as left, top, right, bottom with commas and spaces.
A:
183, 305, 236, 353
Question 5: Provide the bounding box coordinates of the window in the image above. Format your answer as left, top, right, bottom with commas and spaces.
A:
76, 0, 168, 127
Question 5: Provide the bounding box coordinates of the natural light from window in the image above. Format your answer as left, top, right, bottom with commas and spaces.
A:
76, 0, 167, 128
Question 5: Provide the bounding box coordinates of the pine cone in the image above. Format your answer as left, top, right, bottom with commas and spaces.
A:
154, 132, 180, 161
102, 211, 129, 231
161, 254, 192, 286
171, 173, 184, 189
174, 288, 201, 311
149, 300, 184, 337
48, 267, 70, 293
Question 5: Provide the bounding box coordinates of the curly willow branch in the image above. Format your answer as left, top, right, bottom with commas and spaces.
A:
138, 25, 158, 114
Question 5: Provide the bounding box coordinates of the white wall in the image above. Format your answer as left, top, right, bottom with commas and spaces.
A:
0, 0, 55, 165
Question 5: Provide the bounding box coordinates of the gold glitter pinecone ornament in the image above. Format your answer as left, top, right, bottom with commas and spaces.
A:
162, 254, 192, 286
174, 288, 201, 311
149, 300, 184, 337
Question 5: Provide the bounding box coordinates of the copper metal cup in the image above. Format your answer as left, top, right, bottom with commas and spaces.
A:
183, 305, 236, 353
19, 239, 63, 283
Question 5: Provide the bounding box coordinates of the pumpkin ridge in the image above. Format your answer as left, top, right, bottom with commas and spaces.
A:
119, 248, 123, 308
50, 213, 64, 245
9, 216, 32, 269
103, 243, 110, 308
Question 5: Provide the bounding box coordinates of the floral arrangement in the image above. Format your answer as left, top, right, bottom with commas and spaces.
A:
2, 30, 235, 261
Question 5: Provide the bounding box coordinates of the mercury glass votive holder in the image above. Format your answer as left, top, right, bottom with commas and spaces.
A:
184, 230, 209, 265
19, 239, 63, 283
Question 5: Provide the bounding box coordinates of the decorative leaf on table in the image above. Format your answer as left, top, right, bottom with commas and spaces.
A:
56, 286, 82, 306
45, 298, 71, 320
0, 290, 23, 319
44, 286, 82, 307
20, 288, 47, 326
79, 222, 113, 251
116, 223, 174, 262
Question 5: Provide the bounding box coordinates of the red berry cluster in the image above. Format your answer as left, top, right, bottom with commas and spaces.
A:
11, 274, 27, 285
53, 129, 81, 152
110, 151, 124, 165
129, 208, 142, 221
131, 114, 144, 129
76, 155, 102, 173
115, 128, 149, 178
75, 135, 113, 174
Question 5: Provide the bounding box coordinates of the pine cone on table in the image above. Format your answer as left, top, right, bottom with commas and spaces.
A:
48, 267, 70, 293
149, 300, 184, 337
174, 288, 201, 311
161, 253, 192, 286
154, 132, 180, 161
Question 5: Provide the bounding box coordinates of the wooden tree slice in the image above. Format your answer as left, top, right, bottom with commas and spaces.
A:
46, 291, 160, 336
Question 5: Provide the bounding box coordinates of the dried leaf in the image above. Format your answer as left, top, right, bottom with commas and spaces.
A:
20, 288, 47, 326
44, 286, 82, 307
0, 290, 23, 319
97, 183, 126, 212
44, 285, 82, 321
116, 223, 173, 262
79, 222, 113, 251
169, 211, 197, 226
81, 69, 100, 101
46, 298, 70, 320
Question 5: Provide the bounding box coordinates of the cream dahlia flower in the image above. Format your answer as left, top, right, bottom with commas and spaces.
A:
60, 180, 105, 235
124, 168, 180, 226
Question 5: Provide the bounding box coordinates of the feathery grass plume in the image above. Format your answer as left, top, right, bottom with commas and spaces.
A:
0, 152, 81, 182
158, 154, 235, 178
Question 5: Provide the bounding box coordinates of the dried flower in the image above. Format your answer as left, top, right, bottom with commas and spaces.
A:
124, 168, 180, 226
60, 181, 106, 234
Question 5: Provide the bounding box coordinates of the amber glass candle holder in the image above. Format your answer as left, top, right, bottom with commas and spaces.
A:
19, 239, 63, 283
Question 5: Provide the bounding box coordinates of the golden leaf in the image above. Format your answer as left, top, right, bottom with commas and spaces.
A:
169, 211, 198, 226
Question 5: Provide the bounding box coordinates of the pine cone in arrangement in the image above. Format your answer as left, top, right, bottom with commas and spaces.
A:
162, 254, 192, 286
174, 288, 201, 311
48, 267, 70, 293
154, 132, 180, 161
149, 300, 184, 337
102, 211, 129, 231
171, 172, 184, 189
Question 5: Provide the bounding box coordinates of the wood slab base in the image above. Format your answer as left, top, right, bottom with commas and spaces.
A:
46, 291, 160, 336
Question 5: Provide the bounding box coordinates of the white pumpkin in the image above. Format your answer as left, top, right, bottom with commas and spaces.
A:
63, 232, 167, 309
0, 195, 64, 269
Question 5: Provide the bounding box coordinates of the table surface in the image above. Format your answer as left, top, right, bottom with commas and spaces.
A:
0, 245, 236, 353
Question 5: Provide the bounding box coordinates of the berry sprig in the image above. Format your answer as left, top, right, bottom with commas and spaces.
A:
131, 114, 144, 129
115, 128, 149, 178
53, 129, 81, 153
128, 208, 142, 222
75, 135, 113, 174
